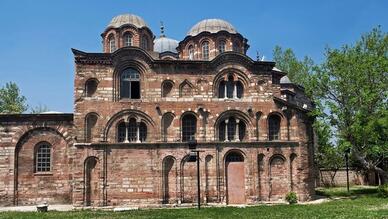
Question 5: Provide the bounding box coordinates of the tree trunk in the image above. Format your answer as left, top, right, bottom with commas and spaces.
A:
353, 149, 388, 184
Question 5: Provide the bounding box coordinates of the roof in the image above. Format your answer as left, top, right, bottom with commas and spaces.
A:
107, 14, 148, 29
187, 19, 237, 36
154, 37, 179, 53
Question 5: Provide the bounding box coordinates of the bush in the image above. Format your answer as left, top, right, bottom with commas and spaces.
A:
377, 184, 388, 198
285, 192, 298, 204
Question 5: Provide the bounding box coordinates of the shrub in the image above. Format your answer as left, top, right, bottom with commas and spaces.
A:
285, 192, 298, 204
377, 184, 388, 198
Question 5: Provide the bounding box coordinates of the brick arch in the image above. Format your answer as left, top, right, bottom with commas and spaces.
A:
212, 68, 250, 98
161, 80, 175, 97
269, 154, 288, 200
162, 155, 178, 204
214, 110, 253, 141
179, 79, 194, 97
103, 109, 156, 142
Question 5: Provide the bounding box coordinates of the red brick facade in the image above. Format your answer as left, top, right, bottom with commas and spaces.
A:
0, 14, 315, 207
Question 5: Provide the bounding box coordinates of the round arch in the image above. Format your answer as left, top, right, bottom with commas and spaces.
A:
212, 68, 250, 98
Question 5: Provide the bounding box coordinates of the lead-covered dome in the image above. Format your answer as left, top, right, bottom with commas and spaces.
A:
187, 19, 237, 36
154, 37, 179, 53
107, 14, 148, 29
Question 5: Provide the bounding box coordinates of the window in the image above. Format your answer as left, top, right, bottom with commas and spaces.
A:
109, 35, 116, 52
218, 75, 244, 99
232, 41, 240, 52
120, 68, 140, 99
188, 45, 194, 60
202, 41, 209, 60
268, 115, 281, 140
85, 113, 98, 143
35, 142, 51, 172
123, 33, 132, 47
85, 79, 98, 97
162, 113, 174, 142
141, 36, 148, 50
117, 119, 147, 143
219, 117, 246, 141
182, 114, 196, 141
218, 40, 226, 54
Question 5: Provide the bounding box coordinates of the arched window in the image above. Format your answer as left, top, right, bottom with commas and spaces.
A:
117, 119, 147, 143
219, 117, 246, 141
218, 40, 226, 54
85, 113, 98, 143
35, 142, 51, 172
268, 114, 281, 140
123, 33, 132, 47
218, 75, 244, 99
182, 114, 197, 141
188, 45, 194, 60
202, 41, 209, 60
85, 79, 98, 97
162, 113, 174, 142
120, 68, 140, 99
109, 35, 116, 52
141, 36, 148, 50
161, 80, 174, 97
232, 41, 240, 53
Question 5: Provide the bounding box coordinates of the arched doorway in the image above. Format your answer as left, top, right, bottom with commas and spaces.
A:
162, 156, 177, 204
225, 151, 245, 204
269, 155, 288, 200
84, 156, 99, 206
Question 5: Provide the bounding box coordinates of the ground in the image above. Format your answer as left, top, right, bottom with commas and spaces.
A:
0, 187, 387, 219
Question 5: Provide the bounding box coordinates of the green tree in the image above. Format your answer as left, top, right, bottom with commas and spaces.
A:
30, 104, 50, 114
0, 82, 28, 114
314, 27, 388, 182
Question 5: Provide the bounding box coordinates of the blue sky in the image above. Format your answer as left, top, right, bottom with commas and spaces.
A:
0, 0, 386, 113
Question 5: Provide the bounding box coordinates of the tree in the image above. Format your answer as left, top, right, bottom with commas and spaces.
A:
0, 82, 28, 114
314, 27, 388, 183
30, 104, 50, 114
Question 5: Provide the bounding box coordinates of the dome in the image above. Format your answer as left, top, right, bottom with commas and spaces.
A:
107, 14, 148, 29
280, 76, 292, 84
154, 37, 179, 53
187, 19, 237, 36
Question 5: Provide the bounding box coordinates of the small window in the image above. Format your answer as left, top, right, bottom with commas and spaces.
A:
182, 114, 197, 141
85, 79, 98, 97
202, 41, 209, 60
141, 36, 148, 50
120, 68, 140, 99
109, 35, 116, 52
232, 41, 240, 52
35, 142, 51, 172
268, 115, 281, 140
123, 33, 132, 47
188, 45, 194, 60
218, 40, 226, 54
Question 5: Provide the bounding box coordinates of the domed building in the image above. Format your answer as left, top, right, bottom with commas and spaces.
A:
0, 13, 315, 208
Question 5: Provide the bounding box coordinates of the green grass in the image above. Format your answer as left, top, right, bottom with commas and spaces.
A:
1, 187, 387, 219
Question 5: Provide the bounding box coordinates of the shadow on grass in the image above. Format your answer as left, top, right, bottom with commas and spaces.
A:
315, 186, 378, 198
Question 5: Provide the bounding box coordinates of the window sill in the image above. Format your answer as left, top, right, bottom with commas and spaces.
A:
34, 172, 53, 176
119, 98, 142, 102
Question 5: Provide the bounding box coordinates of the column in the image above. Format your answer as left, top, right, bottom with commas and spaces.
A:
124, 122, 129, 143
136, 122, 141, 143
235, 119, 240, 141
233, 82, 237, 99
224, 119, 229, 142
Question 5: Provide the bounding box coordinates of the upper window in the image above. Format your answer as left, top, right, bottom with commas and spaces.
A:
35, 142, 51, 172
232, 41, 240, 53
218, 40, 226, 54
268, 114, 281, 140
109, 35, 116, 53
218, 75, 244, 99
141, 36, 148, 50
188, 45, 194, 60
202, 41, 209, 60
120, 68, 140, 99
182, 114, 197, 142
85, 79, 98, 97
123, 33, 133, 47
117, 119, 147, 143
219, 117, 246, 141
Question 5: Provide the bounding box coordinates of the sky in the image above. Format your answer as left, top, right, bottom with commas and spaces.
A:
0, 0, 386, 113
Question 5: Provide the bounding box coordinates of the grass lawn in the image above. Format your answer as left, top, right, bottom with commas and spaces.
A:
1, 187, 387, 219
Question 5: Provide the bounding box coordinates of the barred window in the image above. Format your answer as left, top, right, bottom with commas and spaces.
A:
117, 122, 126, 142
202, 41, 209, 60
128, 118, 137, 142
218, 40, 226, 54
109, 35, 116, 52
35, 143, 51, 172
268, 115, 281, 140
124, 33, 132, 47
141, 36, 148, 50
182, 114, 196, 142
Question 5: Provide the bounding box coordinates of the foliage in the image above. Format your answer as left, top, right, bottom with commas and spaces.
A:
313, 26, 388, 182
316, 186, 378, 197
0, 82, 28, 114
285, 191, 298, 204
377, 184, 388, 198
30, 104, 50, 114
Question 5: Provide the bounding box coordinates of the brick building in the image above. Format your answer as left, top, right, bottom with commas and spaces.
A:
0, 14, 315, 207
